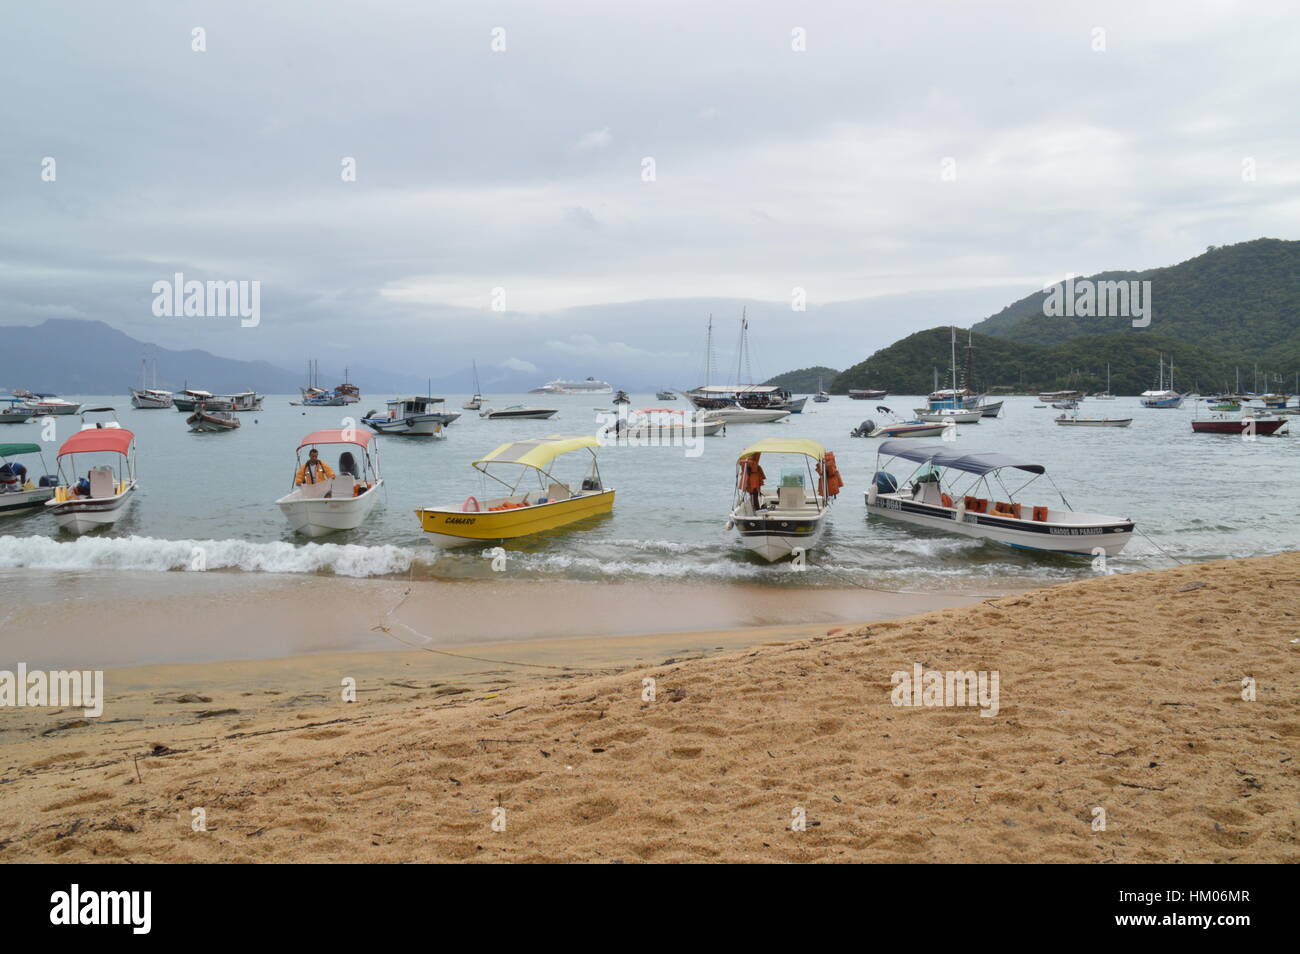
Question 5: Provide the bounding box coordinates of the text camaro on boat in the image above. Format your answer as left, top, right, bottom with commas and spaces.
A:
275, 429, 384, 537
865, 440, 1135, 556
416, 434, 614, 547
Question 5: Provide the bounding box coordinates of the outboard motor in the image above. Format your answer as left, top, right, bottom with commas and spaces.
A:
851, 420, 875, 438
39, 474, 58, 487
871, 471, 899, 494
338, 451, 359, 477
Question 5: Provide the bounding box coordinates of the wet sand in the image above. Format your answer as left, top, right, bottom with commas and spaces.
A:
0, 569, 997, 669
1, 554, 1296, 863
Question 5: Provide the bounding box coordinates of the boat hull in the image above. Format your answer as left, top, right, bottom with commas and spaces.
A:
1192, 419, 1287, 435
45, 485, 135, 534
0, 487, 56, 515
869, 422, 951, 438
277, 483, 382, 536
697, 408, 790, 424
362, 414, 450, 436
417, 490, 615, 547
866, 492, 1133, 556
732, 512, 826, 562
1055, 418, 1133, 427
480, 409, 558, 420
915, 409, 981, 424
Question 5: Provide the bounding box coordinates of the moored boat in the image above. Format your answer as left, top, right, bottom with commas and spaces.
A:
276, 428, 384, 537
851, 406, 953, 439
1191, 415, 1287, 436
696, 406, 790, 424
848, 389, 888, 400
601, 407, 726, 440
19, 395, 82, 416
187, 404, 241, 432
1055, 413, 1132, 427
865, 440, 1135, 556
44, 426, 138, 534
363, 396, 458, 436
479, 405, 559, 420
0, 443, 57, 516
416, 435, 614, 547
915, 407, 982, 424
727, 438, 841, 562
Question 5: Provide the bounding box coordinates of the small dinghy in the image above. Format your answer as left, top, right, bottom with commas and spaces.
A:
187, 403, 241, 432
276, 429, 384, 537
1055, 412, 1132, 427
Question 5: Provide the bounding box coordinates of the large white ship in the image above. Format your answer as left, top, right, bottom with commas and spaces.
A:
530, 376, 612, 394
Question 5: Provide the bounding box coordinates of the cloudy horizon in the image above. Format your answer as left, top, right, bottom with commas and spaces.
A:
3, 0, 1298, 385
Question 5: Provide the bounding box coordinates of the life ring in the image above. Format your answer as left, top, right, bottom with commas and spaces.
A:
462, 496, 480, 512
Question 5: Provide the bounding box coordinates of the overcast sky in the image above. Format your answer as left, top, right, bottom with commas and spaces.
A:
2, 0, 1297, 387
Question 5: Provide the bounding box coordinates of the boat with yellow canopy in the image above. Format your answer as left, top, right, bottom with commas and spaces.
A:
416, 434, 614, 547
727, 437, 841, 562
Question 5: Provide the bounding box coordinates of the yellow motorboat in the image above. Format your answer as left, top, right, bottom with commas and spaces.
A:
417, 434, 614, 547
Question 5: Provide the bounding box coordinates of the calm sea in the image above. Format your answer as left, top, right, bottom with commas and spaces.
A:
1, 393, 1295, 593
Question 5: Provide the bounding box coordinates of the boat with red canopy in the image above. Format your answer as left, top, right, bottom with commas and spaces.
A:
44, 426, 138, 534
276, 428, 384, 537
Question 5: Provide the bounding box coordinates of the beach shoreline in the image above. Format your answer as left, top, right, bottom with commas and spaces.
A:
1, 552, 1296, 863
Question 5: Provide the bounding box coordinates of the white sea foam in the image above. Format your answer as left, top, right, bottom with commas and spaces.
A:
0, 534, 417, 578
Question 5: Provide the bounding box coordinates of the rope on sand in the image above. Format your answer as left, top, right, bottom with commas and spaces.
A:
371, 585, 627, 673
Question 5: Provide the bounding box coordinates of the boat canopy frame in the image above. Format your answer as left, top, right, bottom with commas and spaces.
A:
874, 441, 1072, 510
53, 428, 137, 488
291, 429, 382, 490
733, 438, 831, 514
472, 435, 603, 496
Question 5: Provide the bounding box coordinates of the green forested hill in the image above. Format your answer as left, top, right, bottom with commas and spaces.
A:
762, 365, 839, 392
970, 238, 1300, 372
831, 327, 1241, 396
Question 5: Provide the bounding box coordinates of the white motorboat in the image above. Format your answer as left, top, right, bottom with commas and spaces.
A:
44, 425, 138, 534
865, 440, 1134, 556
0, 442, 57, 516
727, 437, 842, 562
601, 407, 726, 441
276, 428, 383, 537
363, 396, 457, 436
19, 395, 82, 416
480, 405, 559, 420
851, 406, 954, 439
696, 406, 790, 424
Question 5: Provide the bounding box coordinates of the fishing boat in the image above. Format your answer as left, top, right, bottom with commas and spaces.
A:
0, 443, 57, 516
186, 403, 241, 432
1140, 354, 1184, 408
363, 396, 457, 436
463, 361, 486, 410
275, 429, 384, 537
848, 389, 888, 400
696, 406, 790, 424
0, 398, 32, 424
601, 407, 726, 440
172, 389, 214, 412
44, 425, 138, 534
851, 406, 953, 439
1037, 390, 1083, 404
726, 438, 841, 562
865, 441, 1135, 556
655, 390, 677, 401
215, 391, 264, 412
416, 435, 614, 547
479, 405, 559, 420
1054, 412, 1132, 427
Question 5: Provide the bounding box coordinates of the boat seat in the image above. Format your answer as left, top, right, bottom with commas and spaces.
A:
1032, 505, 1049, 522
332, 475, 357, 497
88, 467, 115, 499
777, 485, 807, 510
963, 496, 988, 514
993, 501, 1022, 519
940, 492, 954, 508
546, 483, 571, 501
299, 480, 332, 499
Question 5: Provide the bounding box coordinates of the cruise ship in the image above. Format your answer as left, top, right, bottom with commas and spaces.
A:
530, 377, 612, 394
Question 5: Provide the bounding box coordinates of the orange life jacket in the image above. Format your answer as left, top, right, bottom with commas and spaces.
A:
817, 451, 844, 498
740, 457, 765, 493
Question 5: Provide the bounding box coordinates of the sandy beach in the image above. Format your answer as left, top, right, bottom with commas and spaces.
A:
1, 553, 1296, 863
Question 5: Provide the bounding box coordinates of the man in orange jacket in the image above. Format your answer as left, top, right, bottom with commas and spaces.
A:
296, 448, 335, 485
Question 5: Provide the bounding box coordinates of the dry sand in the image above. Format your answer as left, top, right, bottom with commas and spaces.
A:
1, 554, 1297, 863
